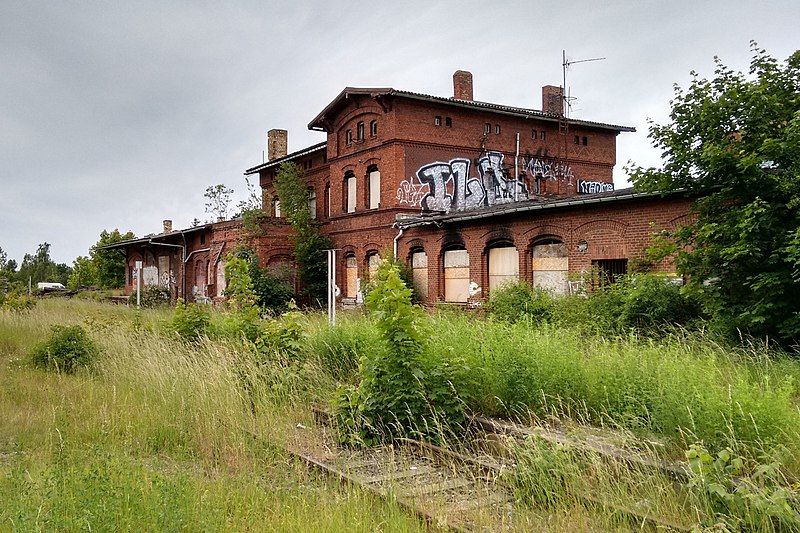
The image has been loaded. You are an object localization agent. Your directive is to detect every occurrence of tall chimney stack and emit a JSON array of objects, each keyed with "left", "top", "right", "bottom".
[
  {"left": 163, "top": 219, "right": 173, "bottom": 233},
  {"left": 267, "top": 129, "right": 288, "bottom": 160},
  {"left": 453, "top": 70, "right": 473, "bottom": 101},
  {"left": 542, "top": 85, "right": 564, "bottom": 115}
]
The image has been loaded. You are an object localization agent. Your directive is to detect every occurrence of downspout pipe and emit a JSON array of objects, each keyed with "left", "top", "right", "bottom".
[{"left": 393, "top": 225, "right": 404, "bottom": 259}]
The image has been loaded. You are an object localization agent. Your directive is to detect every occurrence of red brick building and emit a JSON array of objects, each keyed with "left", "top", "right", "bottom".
[{"left": 111, "top": 70, "right": 691, "bottom": 304}]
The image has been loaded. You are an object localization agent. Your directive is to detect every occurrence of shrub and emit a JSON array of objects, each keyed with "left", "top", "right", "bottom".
[
  {"left": 29, "top": 325, "right": 99, "bottom": 373},
  {"left": 256, "top": 308, "right": 308, "bottom": 364},
  {"left": 617, "top": 275, "right": 701, "bottom": 331},
  {"left": 486, "top": 282, "right": 553, "bottom": 325},
  {"left": 249, "top": 262, "right": 294, "bottom": 313},
  {"left": 169, "top": 298, "right": 212, "bottom": 342},
  {"left": 335, "top": 259, "right": 465, "bottom": 445},
  {"left": 128, "top": 286, "right": 170, "bottom": 308},
  {"left": 1, "top": 292, "right": 36, "bottom": 312}
]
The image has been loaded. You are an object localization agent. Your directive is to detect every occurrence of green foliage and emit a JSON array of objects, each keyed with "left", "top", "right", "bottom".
[
  {"left": 335, "top": 260, "right": 465, "bottom": 445},
  {"left": 128, "top": 285, "right": 170, "bottom": 308},
  {"left": 617, "top": 275, "right": 702, "bottom": 331},
  {"left": 29, "top": 325, "right": 99, "bottom": 373},
  {"left": 90, "top": 229, "right": 134, "bottom": 289},
  {"left": 170, "top": 298, "right": 212, "bottom": 342},
  {"left": 1, "top": 291, "right": 37, "bottom": 312},
  {"left": 629, "top": 44, "right": 800, "bottom": 344},
  {"left": 686, "top": 443, "right": 799, "bottom": 530},
  {"left": 249, "top": 261, "right": 294, "bottom": 313},
  {"left": 222, "top": 254, "right": 262, "bottom": 342},
  {"left": 67, "top": 255, "right": 96, "bottom": 289},
  {"left": 16, "top": 242, "right": 71, "bottom": 286},
  {"left": 487, "top": 282, "right": 554, "bottom": 324},
  {"left": 511, "top": 437, "right": 580, "bottom": 509},
  {"left": 256, "top": 308, "right": 308, "bottom": 364},
  {"left": 274, "top": 162, "right": 332, "bottom": 304}
]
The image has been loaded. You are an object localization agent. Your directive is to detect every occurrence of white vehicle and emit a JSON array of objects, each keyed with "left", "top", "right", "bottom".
[{"left": 37, "top": 282, "right": 66, "bottom": 292}]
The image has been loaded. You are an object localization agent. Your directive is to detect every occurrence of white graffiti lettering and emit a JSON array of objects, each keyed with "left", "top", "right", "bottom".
[
  {"left": 396, "top": 152, "right": 527, "bottom": 213},
  {"left": 577, "top": 180, "right": 614, "bottom": 194}
]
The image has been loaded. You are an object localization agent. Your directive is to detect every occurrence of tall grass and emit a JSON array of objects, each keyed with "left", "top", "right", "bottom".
[{"left": 0, "top": 301, "right": 427, "bottom": 532}]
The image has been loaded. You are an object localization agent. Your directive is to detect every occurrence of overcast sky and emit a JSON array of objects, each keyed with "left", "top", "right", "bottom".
[{"left": 1, "top": 1, "right": 798, "bottom": 265}]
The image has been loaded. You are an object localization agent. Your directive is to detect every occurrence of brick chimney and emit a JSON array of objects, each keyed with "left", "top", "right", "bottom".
[
  {"left": 163, "top": 219, "right": 172, "bottom": 233},
  {"left": 267, "top": 129, "right": 288, "bottom": 160},
  {"left": 542, "top": 85, "right": 564, "bottom": 115},
  {"left": 453, "top": 70, "right": 473, "bottom": 101}
]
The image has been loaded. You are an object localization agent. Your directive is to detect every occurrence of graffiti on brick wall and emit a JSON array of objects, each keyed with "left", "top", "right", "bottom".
[
  {"left": 396, "top": 151, "right": 527, "bottom": 213},
  {"left": 520, "top": 151, "right": 574, "bottom": 194},
  {"left": 577, "top": 180, "right": 614, "bottom": 194}
]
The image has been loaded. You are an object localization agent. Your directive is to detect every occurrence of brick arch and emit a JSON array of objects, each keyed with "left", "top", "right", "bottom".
[
  {"left": 335, "top": 107, "right": 383, "bottom": 130},
  {"left": 668, "top": 212, "right": 696, "bottom": 230},
  {"left": 521, "top": 223, "right": 571, "bottom": 241},
  {"left": 573, "top": 219, "right": 629, "bottom": 239}
]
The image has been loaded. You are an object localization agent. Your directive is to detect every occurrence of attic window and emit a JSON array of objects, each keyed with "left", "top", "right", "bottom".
[
  {"left": 582, "top": 136, "right": 588, "bottom": 146},
  {"left": 574, "top": 135, "right": 580, "bottom": 144},
  {"left": 445, "top": 117, "right": 452, "bottom": 127},
  {"left": 484, "top": 123, "right": 491, "bottom": 134},
  {"left": 531, "top": 129, "right": 537, "bottom": 139},
  {"left": 540, "top": 131, "right": 546, "bottom": 141},
  {"left": 434, "top": 116, "right": 442, "bottom": 126},
  {"left": 345, "top": 130, "right": 353, "bottom": 144},
  {"left": 357, "top": 121, "right": 365, "bottom": 141},
  {"left": 370, "top": 120, "right": 378, "bottom": 136},
  {"left": 495, "top": 124, "right": 501, "bottom": 134}
]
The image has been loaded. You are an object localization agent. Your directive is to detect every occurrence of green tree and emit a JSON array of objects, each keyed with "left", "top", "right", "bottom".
[
  {"left": 204, "top": 184, "right": 234, "bottom": 221},
  {"left": 67, "top": 255, "right": 96, "bottom": 290},
  {"left": 629, "top": 44, "right": 800, "bottom": 343},
  {"left": 17, "top": 243, "right": 68, "bottom": 285},
  {"left": 90, "top": 229, "right": 134, "bottom": 289},
  {"left": 274, "top": 162, "right": 332, "bottom": 304}
]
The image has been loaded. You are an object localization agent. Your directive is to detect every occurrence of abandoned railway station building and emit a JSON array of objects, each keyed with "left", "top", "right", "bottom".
[{"left": 112, "top": 70, "right": 691, "bottom": 305}]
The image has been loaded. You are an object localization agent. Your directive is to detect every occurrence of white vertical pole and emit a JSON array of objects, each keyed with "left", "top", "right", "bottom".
[
  {"left": 136, "top": 260, "right": 142, "bottom": 307},
  {"left": 331, "top": 250, "right": 337, "bottom": 327}
]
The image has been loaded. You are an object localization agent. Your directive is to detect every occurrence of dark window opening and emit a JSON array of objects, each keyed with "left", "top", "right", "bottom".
[
  {"left": 345, "top": 130, "right": 352, "bottom": 144},
  {"left": 531, "top": 129, "right": 537, "bottom": 139},
  {"left": 485, "top": 123, "right": 491, "bottom": 134},
  {"left": 592, "top": 259, "right": 628, "bottom": 287},
  {"left": 495, "top": 124, "right": 501, "bottom": 134},
  {"left": 574, "top": 135, "right": 580, "bottom": 144},
  {"left": 445, "top": 117, "right": 452, "bottom": 127},
  {"left": 356, "top": 121, "right": 365, "bottom": 141},
  {"left": 200, "top": 234, "right": 206, "bottom": 245},
  {"left": 582, "top": 136, "right": 588, "bottom": 146},
  {"left": 370, "top": 120, "right": 377, "bottom": 136},
  {"left": 434, "top": 116, "right": 442, "bottom": 126},
  {"left": 322, "top": 153, "right": 327, "bottom": 163},
  {"left": 540, "top": 131, "right": 546, "bottom": 140}
]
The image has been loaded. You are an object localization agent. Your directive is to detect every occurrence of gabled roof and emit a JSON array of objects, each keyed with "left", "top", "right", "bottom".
[
  {"left": 308, "top": 87, "right": 635, "bottom": 133},
  {"left": 244, "top": 141, "right": 327, "bottom": 176}
]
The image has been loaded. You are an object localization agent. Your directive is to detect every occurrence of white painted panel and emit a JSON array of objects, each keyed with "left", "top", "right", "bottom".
[
  {"left": 216, "top": 261, "right": 226, "bottom": 296},
  {"left": 411, "top": 251, "right": 428, "bottom": 269},
  {"left": 369, "top": 171, "right": 380, "bottom": 209},
  {"left": 347, "top": 176, "right": 357, "bottom": 213},
  {"left": 445, "top": 278, "right": 469, "bottom": 303},
  {"left": 443, "top": 249, "right": 469, "bottom": 268},
  {"left": 413, "top": 268, "right": 428, "bottom": 300}
]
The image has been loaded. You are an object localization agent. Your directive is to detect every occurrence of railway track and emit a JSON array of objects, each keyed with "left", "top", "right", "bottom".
[{"left": 282, "top": 409, "right": 698, "bottom": 532}]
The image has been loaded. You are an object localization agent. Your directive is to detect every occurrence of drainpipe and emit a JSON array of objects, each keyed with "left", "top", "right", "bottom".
[
  {"left": 393, "top": 226, "right": 404, "bottom": 259},
  {"left": 514, "top": 132, "right": 520, "bottom": 202}
]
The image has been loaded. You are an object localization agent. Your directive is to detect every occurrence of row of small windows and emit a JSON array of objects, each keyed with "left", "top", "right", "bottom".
[
  {"left": 574, "top": 135, "right": 589, "bottom": 146},
  {"left": 345, "top": 120, "right": 378, "bottom": 145},
  {"left": 272, "top": 168, "right": 381, "bottom": 219},
  {"left": 434, "top": 116, "right": 453, "bottom": 127},
  {"left": 531, "top": 129, "right": 546, "bottom": 141},
  {"left": 484, "top": 123, "right": 501, "bottom": 135}
]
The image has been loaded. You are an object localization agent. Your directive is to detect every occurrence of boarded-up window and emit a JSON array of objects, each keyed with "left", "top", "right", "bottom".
[
  {"left": 444, "top": 249, "right": 469, "bottom": 303},
  {"left": 158, "top": 255, "right": 170, "bottom": 288},
  {"left": 346, "top": 174, "right": 356, "bottom": 213},
  {"left": 367, "top": 253, "right": 381, "bottom": 280},
  {"left": 216, "top": 261, "right": 226, "bottom": 297},
  {"left": 369, "top": 170, "right": 381, "bottom": 209},
  {"left": 532, "top": 242, "right": 569, "bottom": 295},
  {"left": 195, "top": 259, "right": 206, "bottom": 297},
  {"left": 412, "top": 251, "right": 428, "bottom": 301},
  {"left": 488, "top": 247, "right": 519, "bottom": 292},
  {"left": 345, "top": 255, "right": 358, "bottom": 298}
]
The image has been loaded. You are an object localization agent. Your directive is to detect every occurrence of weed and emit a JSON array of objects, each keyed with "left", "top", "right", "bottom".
[{"left": 29, "top": 324, "right": 99, "bottom": 373}]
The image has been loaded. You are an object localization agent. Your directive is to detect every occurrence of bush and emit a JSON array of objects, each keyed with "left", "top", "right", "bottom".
[
  {"left": 1, "top": 291, "right": 36, "bottom": 312},
  {"left": 128, "top": 286, "right": 170, "bottom": 308},
  {"left": 29, "top": 325, "right": 99, "bottom": 373},
  {"left": 249, "top": 262, "right": 294, "bottom": 313},
  {"left": 486, "top": 282, "right": 554, "bottom": 325},
  {"left": 335, "top": 260, "right": 465, "bottom": 446},
  {"left": 617, "top": 275, "right": 702, "bottom": 331},
  {"left": 170, "top": 299, "right": 212, "bottom": 342}
]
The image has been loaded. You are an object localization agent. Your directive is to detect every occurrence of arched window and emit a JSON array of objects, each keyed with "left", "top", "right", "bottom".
[
  {"left": 308, "top": 188, "right": 317, "bottom": 219},
  {"left": 345, "top": 255, "right": 358, "bottom": 298},
  {"left": 356, "top": 121, "right": 365, "bottom": 141},
  {"left": 367, "top": 164, "right": 380, "bottom": 210},
  {"left": 367, "top": 252, "right": 381, "bottom": 281},
  {"left": 443, "top": 248, "right": 469, "bottom": 303},
  {"left": 488, "top": 245, "right": 519, "bottom": 293},
  {"left": 369, "top": 120, "right": 378, "bottom": 136},
  {"left": 344, "top": 171, "right": 356, "bottom": 213},
  {"left": 411, "top": 250, "right": 428, "bottom": 301},
  {"left": 531, "top": 238, "right": 568, "bottom": 295},
  {"left": 273, "top": 197, "right": 281, "bottom": 218}
]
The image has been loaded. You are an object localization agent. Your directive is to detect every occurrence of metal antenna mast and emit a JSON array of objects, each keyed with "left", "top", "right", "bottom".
[{"left": 558, "top": 50, "right": 605, "bottom": 193}]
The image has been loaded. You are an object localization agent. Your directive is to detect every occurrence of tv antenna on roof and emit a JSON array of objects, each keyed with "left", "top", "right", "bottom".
[{"left": 561, "top": 50, "right": 605, "bottom": 121}]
